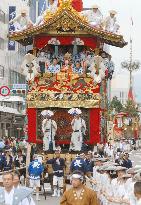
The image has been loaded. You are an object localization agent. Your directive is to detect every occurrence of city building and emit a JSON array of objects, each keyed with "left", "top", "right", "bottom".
[
  {"left": 111, "top": 73, "right": 129, "bottom": 104},
  {"left": 29, "top": 0, "right": 48, "bottom": 23},
  {"left": 0, "top": 0, "right": 29, "bottom": 138}
]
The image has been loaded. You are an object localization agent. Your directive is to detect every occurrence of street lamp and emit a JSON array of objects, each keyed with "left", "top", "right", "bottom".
[
  {"left": 121, "top": 60, "right": 140, "bottom": 88},
  {"left": 121, "top": 39, "right": 140, "bottom": 88}
]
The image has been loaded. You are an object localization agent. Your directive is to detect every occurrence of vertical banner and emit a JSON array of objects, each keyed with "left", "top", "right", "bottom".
[
  {"left": 38, "top": 0, "right": 47, "bottom": 16},
  {"left": 8, "top": 6, "right": 16, "bottom": 51}
]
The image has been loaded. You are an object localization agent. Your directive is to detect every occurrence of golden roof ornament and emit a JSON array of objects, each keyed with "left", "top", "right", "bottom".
[{"left": 59, "top": 0, "right": 73, "bottom": 8}]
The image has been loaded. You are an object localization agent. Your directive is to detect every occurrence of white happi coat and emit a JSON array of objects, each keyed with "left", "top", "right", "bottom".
[
  {"left": 104, "top": 16, "right": 119, "bottom": 33},
  {"left": 42, "top": 119, "right": 57, "bottom": 151},
  {"left": 70, "top": 117, "right": 86, "bottom": 151}
]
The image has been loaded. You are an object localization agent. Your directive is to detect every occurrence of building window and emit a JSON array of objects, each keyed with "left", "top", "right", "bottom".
[
  {"left": 0, "top": 37, "right": 4, "bottom": 50},
  {"left": 10, "top": 70, "right": 26, "bottom": 84},
  {"left": 0, "top": 65, "right": 4, "bottom": 78},
  {"left": 0, "top": 9, "right": 5, "bottom": 23}
]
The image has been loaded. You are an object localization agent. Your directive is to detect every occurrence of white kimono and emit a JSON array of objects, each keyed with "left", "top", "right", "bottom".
[
  {"left": 69, "top": 117, "right": 86, "bottom": 151},
  {"left": 125, "top": 178, "right": 136, "bottom": 205},
  {"left": 4, "top": 188, "right": 35, "bottom": 205},
  {"left": 10, "top": 15, "right": 32, "bottom": 31},
  {"left": 42, "top": 119, "right": 57, "bottom": 151},
  {"left": 86, "top": 10, "right": 103, "bottom": 27},
  {"left": 104, "top": 16, "right": 120, "bottom": 33}
]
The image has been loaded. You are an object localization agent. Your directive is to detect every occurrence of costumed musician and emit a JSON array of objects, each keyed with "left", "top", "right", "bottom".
[
  {"left": 41, "top": 110, "right": 57, "bottom": 151},
  {"left": 68, "top": 108, "right": 86, "bottom": 152}
]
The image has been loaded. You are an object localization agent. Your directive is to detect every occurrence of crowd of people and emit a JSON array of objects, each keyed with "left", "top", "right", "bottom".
[{"left": 0, "top": 134, "right": 141, "bottom": 204}]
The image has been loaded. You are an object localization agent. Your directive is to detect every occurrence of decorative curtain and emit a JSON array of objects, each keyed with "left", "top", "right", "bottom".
[{"left": 35, "top": 36, "right": 97, "bottom": 50}]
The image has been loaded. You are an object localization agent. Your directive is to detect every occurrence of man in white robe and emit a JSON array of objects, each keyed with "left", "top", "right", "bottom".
[
  {"left": 82, "top": 4, "right": 103, "bottom": 28},
  {"left": 104, "top": 10, "right": 120, "bottom": 33},
  {"left": 69, "top": 109, "right": 86, "bottom": 151},
  {"left": 0, "top": 172, "right": 35, "bottom": 205},
  {"left": 42, "top": 110, "right": 57, "bottom": 151},
  {"left": 9, "top": 9, "right": 33, "bottom": 32}
]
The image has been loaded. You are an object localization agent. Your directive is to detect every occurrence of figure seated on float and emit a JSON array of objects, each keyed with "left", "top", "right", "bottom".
[
  {"left": 72, "top": 61, "right": 84, "bottom": 75},
  {"left": 103, "top": 10, "right": 120, "bottom": 34},
  {"left": 47, "top": 57, "right": 60, "bottom": 74},
  {"left": 81, "top": 4, "right": 103, "bottom": 28},
  {"left": 9, "top": 9, "right": 33, "bottom": 32},
  {"left": 61, "top": 52, "right": 72, "bottom": 73},
  {"left": 34, "top": 0, "right": 58, "bottom": 26}
]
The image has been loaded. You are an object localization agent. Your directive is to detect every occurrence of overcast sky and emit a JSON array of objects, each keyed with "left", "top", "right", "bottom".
[{"left": 83, "top": 0, "right": 141, "bottom": 103}]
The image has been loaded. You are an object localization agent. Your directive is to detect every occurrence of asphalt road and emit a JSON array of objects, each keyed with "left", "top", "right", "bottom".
[{"left": 36, "top": 149, "right": 141, "bottom": 205}]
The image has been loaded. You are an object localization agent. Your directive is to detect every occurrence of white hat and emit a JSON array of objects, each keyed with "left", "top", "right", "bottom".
[
  {"left": 109, "top": 10, "right": 117, "bottom": 15},
  {"left": 68, "top": 108, "right": 82, "bottom": 115},
  {"left": 71, "top": 171, "right": 84, "bottom": 181},
  {"left": 41, "top": 110, "right": 54, "bottom": 117},
  {"left": 92, "top": 4, "right": 99, "bottom": 9}
]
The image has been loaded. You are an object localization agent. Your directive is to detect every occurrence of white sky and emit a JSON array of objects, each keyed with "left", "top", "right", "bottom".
[{"left": 83, "top": 0, "right": 141, "bottom": 102}]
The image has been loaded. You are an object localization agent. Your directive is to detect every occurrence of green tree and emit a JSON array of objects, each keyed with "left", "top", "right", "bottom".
[
  {"left": 109, "top": 96, "right": 123, "bottom": 113},
  {"left": 123, "top": 100, "right": 139, "bottom": 118}
]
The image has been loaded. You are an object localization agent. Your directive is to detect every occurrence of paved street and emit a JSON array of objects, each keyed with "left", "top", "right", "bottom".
[
  {"left": 34, "top": 196, "right": 60, "bottom": 205},
  {"left": 35, "top": 149, "right": 141, "bottom": 205},
  {"left": 130, "top": 149, "right": 141, "bottom": 166}
]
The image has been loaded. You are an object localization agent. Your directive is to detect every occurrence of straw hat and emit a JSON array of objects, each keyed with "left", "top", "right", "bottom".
[{"left": 116, "top": 166, "right": 127, "bottom": 171}]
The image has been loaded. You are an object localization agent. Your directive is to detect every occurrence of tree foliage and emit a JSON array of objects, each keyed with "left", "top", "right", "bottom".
[
  {"left": 109, "top": 96, "right": 123, "bottom": 113},
  {"left": 123, "top": 100, "right": 139, "bottom": 118}
]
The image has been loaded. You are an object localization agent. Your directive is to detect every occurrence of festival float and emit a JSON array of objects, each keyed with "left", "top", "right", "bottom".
[{"left": 9, "top": 0, "right": 127, "bottom": 149}]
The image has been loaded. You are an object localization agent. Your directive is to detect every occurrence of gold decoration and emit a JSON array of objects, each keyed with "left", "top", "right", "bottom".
[
  {"left": 27, "top": 99, "right": 100, "bottom": 109},
  {"left": 59, "top": 0, "right": 73, "bottom": 8}
]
